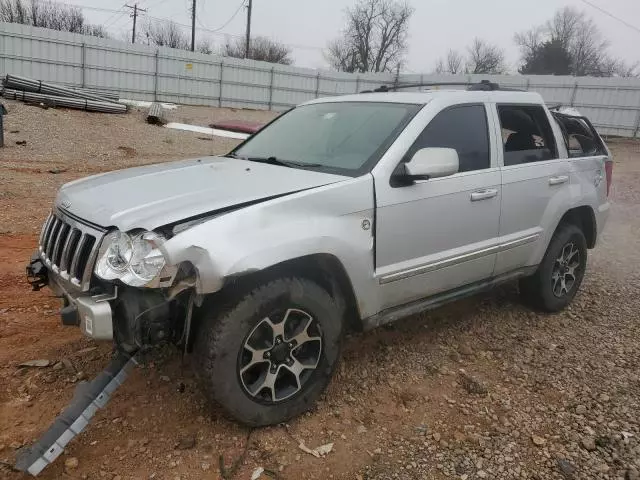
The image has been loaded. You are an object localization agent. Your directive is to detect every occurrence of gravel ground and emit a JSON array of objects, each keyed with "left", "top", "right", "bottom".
[{"left": 0, "top": 101, "right": 639, "bottom": 480}]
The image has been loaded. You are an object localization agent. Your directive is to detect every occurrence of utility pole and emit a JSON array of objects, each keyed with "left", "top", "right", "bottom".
[
  {"left": 245, "top": 0, "right": 252, "bottom": 59},
  {"left": 191, "top": 0, "right": 196, "bottom": 51},
  {"left": 125, "top": 4, "right": 146, "bottom": 44}
]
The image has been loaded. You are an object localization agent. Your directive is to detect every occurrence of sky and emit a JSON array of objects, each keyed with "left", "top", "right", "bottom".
[{"left": 74, "top": 0, "right": 640, "bottom": 73}]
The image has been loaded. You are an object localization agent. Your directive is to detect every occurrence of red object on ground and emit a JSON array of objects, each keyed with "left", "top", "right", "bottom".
[{"left": 210, "top": 120, "right": 264, "bottom": 134}]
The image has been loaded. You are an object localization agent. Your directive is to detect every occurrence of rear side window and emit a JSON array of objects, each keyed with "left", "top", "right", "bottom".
[
  {"left": 498, "top": 105, "right": 558, "bottom": 166},
  {"left": 553, "top": 114, "right": 607, "bottom": 158},
  {"left": 406, "top": 104, "right": 490, "bottom": 173}
]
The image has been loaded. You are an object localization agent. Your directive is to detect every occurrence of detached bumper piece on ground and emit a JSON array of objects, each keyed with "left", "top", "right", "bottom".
[
  {"left": 1, "top": 74, "right": 126, "bottom": 114},
  {"left": 14, "top": 352, "right": 138, "bottom": 476}
]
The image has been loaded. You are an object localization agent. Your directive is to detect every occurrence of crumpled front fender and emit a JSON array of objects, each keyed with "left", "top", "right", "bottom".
[{"left": 161, "top": 176, "right": 380, "bottom": 318}]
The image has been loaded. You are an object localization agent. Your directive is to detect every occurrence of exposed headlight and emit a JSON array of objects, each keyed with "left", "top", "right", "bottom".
[
  {"left": 95, "top": 230, "right": 168, "bottom": 287},
  {"left": 105, "top": 231, "right": 133, "bottom": 272}
]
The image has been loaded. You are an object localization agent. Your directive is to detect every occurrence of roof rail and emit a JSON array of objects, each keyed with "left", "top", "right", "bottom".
[{"left": 362, "top": 79, "right": 523, "bottom": 93}]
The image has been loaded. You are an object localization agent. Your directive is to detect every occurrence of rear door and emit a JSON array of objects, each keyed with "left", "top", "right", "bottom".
[
  {"left": 491, "top": 103, "right": 572, "bottom": 275},
  {"left": 552, "top": 112, "right": 611, "bottom": 237}
]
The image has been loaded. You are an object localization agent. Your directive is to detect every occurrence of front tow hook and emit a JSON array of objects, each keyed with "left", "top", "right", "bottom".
[
  {"left": 26, "top": 253, "right": 48, "bottom": 291},
  {"left": 14, "top": 351, "right": 138, "bottom": 476}
]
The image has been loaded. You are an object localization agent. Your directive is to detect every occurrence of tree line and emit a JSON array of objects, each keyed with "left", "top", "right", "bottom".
[
  {"left": 0, "top": 0, "right": 293, "bottom": 64},
  {"left": 0, "top": 0, "right": 107, "bottom": 37},
  {"left": 327, "top": 0, "right": 637, "bottom": 77},
  {"left": 1, "top": 0, "right": 637, "bottom": 74},
  {"left": 142, "top": 21, "right": 292, "bottom": 65}
]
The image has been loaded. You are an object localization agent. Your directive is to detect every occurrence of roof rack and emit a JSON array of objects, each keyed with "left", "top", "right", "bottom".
[{"left": 362, "top": 79, "right": 524, "bottom": 93}]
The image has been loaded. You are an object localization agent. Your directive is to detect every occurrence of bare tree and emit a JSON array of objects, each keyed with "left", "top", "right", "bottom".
[
  {"left": 326, "top": 0, "right": 414, "bottom": 73},
  {"left": 514, "top": 26, "right": 543, "bottom": 61},
  {"left": 222, "top": 36, "right": 292, "bottom": 65},
  {"left": 598, "top": 58, "right": 639, "bottom": 78},
  {"left": 547, "top": 7, "right": 583, "bottom": 49},
  {"left": 466, "top": 38, "right": 505, "bottom": 74},
  {"left": 0, "top": 0, "right": 28, "bottom": 23},
  {"left": 145, "top": 20, "right": 189, "bottom": 50},
  {"left": 515, "top": 7, "right": 634, "bottom": 77},
  {"left": 1, "top": 0, "right": 107, "bottom": 37},
  {"left": 435, "top": 49, "right": 463, "bottom": 74},
  {"left": 197, "top": 38, "right": 213, "bottom": 55},
  {"left": 80, "top": 24, "right": 108, "bottom": 38}
]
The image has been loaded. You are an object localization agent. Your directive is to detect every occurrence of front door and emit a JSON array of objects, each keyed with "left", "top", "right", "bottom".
[{"left": 374, "top": 103, "right": 502, "bottom": 311}]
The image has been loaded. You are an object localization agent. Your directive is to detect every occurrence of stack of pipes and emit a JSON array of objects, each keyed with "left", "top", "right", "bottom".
[{"left": 1, "top": 75, "right": 126, "bottom": 114}]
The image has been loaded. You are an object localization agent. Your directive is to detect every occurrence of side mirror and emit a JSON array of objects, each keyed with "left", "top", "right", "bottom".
[{"left": 404, "top": 147, "right": 459, "bottom": 180}]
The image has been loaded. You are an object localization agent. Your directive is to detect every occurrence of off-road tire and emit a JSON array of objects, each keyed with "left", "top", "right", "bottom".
[
  {"left": 193, "top": 276, "right": 344, "bottom": 427},
  {"left": 519, "top": 223, "right": 587, "bottom": 312}
]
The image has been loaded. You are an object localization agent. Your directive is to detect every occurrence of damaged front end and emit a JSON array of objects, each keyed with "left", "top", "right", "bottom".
[
  {"left": 28, "top": 209, "right": 197, "bottom": 348},
  {"left": 18, "top": 210, "right": 199, "bottom": 476}
]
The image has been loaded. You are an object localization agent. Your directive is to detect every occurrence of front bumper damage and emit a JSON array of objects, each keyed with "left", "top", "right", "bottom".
[
  {"left": 14, "top": 351, "right": 138, "bottom": 476},
  {"left": 21, "top": 252, "right": 186, "bottom": 475},
  {"left": 27, "top": 252, "right": 115, "bottom": 341}
]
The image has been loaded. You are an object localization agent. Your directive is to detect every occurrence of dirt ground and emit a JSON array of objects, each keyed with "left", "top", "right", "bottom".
[{"left": 1, "top": 100, "right": 639, "bottom": 480}]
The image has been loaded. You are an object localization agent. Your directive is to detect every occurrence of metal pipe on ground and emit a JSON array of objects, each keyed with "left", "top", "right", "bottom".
[
  {"left": 3, "top": 74, "right": 119, "bottom": 104},
  {"left": 68, "top": 87, "right": 119, "bottom": 102},
  {"left": 1, "top": 88, "right": 127, "bottom": 114}
]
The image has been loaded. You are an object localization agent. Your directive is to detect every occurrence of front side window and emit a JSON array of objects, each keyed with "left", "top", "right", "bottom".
[
  {"left": 405, "top": 104, "right": 490, "bottom": 173},
  {"left": 233, "top": 102, "right": 421, "bottom": 176},
  {"left": 498, "top": 105, "right": 558, "bottom": 166}
]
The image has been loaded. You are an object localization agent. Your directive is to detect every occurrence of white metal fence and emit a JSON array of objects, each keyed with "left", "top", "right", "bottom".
[{"left": 1, "top": 22, "right": 640, "bottom": 138}]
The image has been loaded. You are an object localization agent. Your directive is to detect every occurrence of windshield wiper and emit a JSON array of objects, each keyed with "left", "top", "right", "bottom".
[{"left": 234, "top": 155, "right": 324, "bottom": 170}]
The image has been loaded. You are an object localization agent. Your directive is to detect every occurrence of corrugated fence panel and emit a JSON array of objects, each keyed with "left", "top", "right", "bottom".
[
  {"left": 220, "top": 56, "right": 272, "bottom": 109},
  {"left": 158, "top": 50, "right": 222, "bottom": 106},
  {"left": 571, "top": 77, "right": 640, "bottom": 136},
  {"left": 270, "top": 64, "right": 319, "bottom": 109},
  {"left": 1, "top": 23, "right": 640, "bottom": 136},
  {"left": 526, "top": 75, "right": 577, "bottom": 105},
  {"left": 1, "top": 23, "right": 81, "bottom": 84}
]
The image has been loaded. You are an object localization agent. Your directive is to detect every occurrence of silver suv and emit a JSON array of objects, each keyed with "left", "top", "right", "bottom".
[{"left": 28, "top": 83, "right": 611, "bottom": 428}]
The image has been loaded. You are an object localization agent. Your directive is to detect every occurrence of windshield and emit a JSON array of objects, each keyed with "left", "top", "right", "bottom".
[{"left": 232, "top": 102, "right": 421, "bottom": 175}]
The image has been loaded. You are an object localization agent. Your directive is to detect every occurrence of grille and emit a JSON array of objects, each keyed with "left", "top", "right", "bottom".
[{"left": 38, "top": 212, "right": 102, "bottom": 291}]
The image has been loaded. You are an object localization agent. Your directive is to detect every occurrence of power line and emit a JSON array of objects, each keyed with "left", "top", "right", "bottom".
[
  {"left": 102, "top": 4, "right": 127, "bottom": 28},
  {"left": 197, "top": 0, "right": 246, "bottom": 34},
  {"left": 145, "top": 0, "right": 170, "bottom": 7},
  {"left": 578, "top": 0, "right": 640, "bottom": 35},
  {"left": 39, "top": 0, "right": 326, "bottom": 52}
]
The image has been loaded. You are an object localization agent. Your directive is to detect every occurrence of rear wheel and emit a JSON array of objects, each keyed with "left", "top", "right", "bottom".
[
  {"left": 193, "top": 276, "right": 344, "bottom": 427},
  {"left": 520, "top": 224, "right": 587, "bottom": 312}
]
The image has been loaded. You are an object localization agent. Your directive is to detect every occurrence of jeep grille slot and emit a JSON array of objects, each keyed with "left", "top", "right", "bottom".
[{"left": 38, "top": 212, "right": 102, "bottom": 291}]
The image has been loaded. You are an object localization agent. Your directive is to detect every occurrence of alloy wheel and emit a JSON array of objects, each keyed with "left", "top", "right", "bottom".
[
  {"left": 239, "top": 308, "right": 323, "bottom": 403},
  {"left": 551, "top": 242, "right": 581, "bottom": 298}
]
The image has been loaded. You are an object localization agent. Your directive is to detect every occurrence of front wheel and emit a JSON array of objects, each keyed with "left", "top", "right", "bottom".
[
  {"left": 193, "top": 276, "right": 344, "bottom": 427},
  {"left": 519, "top": 224, "right": 588, "bottom": 312}
]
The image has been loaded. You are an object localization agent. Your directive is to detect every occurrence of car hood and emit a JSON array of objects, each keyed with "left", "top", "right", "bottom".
[{"left": 56, "top": 156, "right": 347, "bottom": 231}]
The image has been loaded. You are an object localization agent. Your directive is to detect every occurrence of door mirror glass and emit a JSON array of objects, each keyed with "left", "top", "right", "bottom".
[{"left": 405, "top": 147, "right": 459, "bottom": 180}]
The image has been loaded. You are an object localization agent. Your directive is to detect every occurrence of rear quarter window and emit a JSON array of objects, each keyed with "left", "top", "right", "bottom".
[{"left": 552, "top": 114, "right": 607, "bottom": 158}]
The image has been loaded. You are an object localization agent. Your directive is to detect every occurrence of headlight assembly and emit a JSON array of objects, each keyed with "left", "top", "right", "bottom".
[{"left": 95, "top": 230, "right": 169, "bottom": 287}]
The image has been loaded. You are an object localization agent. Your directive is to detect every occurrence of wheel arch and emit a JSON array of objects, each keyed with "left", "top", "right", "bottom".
[
  {"left": 213, "top": 254, "right": 364, "bottom": 333},
  {"left": 556, "top": 205, "right": 597, "bottom": 248}
]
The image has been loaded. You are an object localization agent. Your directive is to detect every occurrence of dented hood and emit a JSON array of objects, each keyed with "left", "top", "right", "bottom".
[{"left": 56, "top": 156, "right": 347, "bottom": 231}]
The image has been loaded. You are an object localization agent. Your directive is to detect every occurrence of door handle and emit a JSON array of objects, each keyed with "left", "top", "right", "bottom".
[
  {"left": 470, "top": 189, "right": 498, "bottom": 201},
  {"left": 548, "top": 175, "right": 569, "bottom": 186}
]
